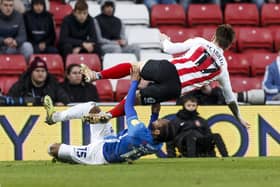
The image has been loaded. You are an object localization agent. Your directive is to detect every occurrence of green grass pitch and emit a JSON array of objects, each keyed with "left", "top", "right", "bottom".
[{"left": 0, "top": 157, "right": 279, "bottom": 187}]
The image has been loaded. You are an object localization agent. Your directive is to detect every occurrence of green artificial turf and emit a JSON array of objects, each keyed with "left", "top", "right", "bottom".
[{"left": 0, "top": 157, "right": 279, "bottom": 187}]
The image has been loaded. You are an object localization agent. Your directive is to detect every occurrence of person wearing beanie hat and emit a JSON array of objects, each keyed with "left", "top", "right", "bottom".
[
  {"left": 58, "top": 0, "right": 102, "bottom": 60},
  {"left": 7, "top": 56, "right": 69, "bottom": 106},
  {"left": 24, "top": 0, "right": 58, "bottom": 54},
  {"left": 94, "top": 0, "right": 140, "bottom": 60}
]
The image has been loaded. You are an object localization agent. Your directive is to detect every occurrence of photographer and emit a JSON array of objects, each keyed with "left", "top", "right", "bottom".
[
  {"left": 6, "top": 56, "right": 69, "bottom": 106},
  {"left": 166, "top": 95, "right": 228, "bottom": 158}
]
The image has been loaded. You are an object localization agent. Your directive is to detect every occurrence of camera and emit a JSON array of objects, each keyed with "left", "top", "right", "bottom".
[{"left": 236, "top": 89, "right": 265, "bottom": 105}]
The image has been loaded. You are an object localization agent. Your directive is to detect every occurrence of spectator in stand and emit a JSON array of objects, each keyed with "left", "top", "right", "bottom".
[
  {"left": 0, "top": 0, "right": 33, "bottom": 62},
  {"left": 7, "top": 56, "right": 69, "bottom": 106},
  {"left": 180, "top": 0, "right": 221, "bottom": 11},
  {"left": 59, "top": 0, "right": 102, "bottom": 60},
  {"left": 61, "top": 64, "right": 99, "bottom": 103},
  {"left": 24, "top": 0, "right": 58, "bottom": 54},
  {"left": 262, "top": 52, "right": 280, "bottom": 101},
  {"left": 94, "top": 0, "right": 140, "bottom": 60},
  {"left": 144, "top": 0, "right": 177, "bottom": 10},
  {"left": 166, "top": 95, "right": 228, "bottom": 158},
  {"left": 177, "top": 85, "right": 226, "bottom": 105}
]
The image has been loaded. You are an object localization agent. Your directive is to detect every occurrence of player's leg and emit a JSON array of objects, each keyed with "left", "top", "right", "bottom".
[
  {"left": 43, "top": 95, "right": 98, "bottom": 125},
  {"left": 48, "top": 142, "right": 108, "bottom": 165},
  {"left": 81, "top": 62, "right": 135, "bottom": 82}
]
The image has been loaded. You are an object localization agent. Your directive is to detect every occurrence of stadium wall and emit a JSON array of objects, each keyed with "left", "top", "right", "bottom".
[{"left": 0, "top": 106, "right": 280, "bottom": 161}]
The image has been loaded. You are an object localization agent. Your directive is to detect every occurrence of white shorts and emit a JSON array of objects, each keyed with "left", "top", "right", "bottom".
[
  {"left": 57, "top": 117, "right": 114, "bottom": 165},
  {"left": 58, "top": 141, "right": 108, "bottom": 165}
]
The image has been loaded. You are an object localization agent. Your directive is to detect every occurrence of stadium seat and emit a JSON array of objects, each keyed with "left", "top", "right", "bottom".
[
  {"left": 115, "top": 4, "right": 149, "bottom": 27},
  {"left": 126, "top": 28, "right": 161, "bottom": 49},
  {"left": 224, "top": 3, "right": 259, "bottom": 26},
  {"left": 250, "top": 52, "right": 278, "bottom": 76},
  {"left": 274, "top": 28, "right": 280, "bottom": 51},
  {"left": 55, "top": 26, "right": 60, "bottom": 47},
  {"left": 0, "top": 76, "right": 18, "bottom": 95},
  {"left": 237, "top": 27, "right": 273, "bottom": 52},
  {"left": 187, "top": 4, "right": 223, "bottom": 27},
  {"left": 224, "top": 51, "right": 250, "bottom": 76},
  {"left": 201, "top": 26, "right": 217, "bottom": 41},
  {"left": 102, "top": 53, "right": 137, "bottom": 91},
  {"left": 49, "top": 1, "right": 72, "bottom": 26},
  {"left": 29, "top": 54, "right": 64, "bottom": 81},
  {"left": 95, "top": 79, "right": 114, "bottom": 102},
  {"left": 261, "top": 4, "right": 280, "bottom": 27},
  {"left": 140, "top": 52, "right": 172, "bottom": 61},
  {"left": 0, "top": 55, "right": 27, "bottom": 76},
  {"left": 151, "top": 4, "right": 185, "bottom": 27},
  {"left": 65, "top": 54, "right": 101, "bottom": 71},
  {"left": 115, "top": 79, "right": 131, "bottom": 101},
  {"left": 159, "top": 26, "right": 201, "bottom": 42},
  {"left": 230, "top": 76, "right": 262, "bottom": 92},
  {"left": 102, "top": 53, "right": 137, "bottom": 70}
]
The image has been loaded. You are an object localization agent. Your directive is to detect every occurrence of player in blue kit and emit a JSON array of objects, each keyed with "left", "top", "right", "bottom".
[{"left": 46, "top": 66, "right": 175, "bottom": 165}]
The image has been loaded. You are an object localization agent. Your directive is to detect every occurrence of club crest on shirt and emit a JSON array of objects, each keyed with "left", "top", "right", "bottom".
[{"left": 131, "top": 119, "right": 140, "bottom": 126}]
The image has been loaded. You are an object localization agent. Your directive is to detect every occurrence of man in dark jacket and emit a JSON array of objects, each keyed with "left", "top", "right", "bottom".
[
  {"left": 94, "top": 0, "right": 140, "bottom": 59},
  {"left": 7, "top": 56, "right": 69, "bottom": 106},
  {"left": 59, "top": 0, "right": 102, "bottom": 60},
  {"left": 24, "top": 0, "right": 58, "bottom": 54},
  {"left": 166, "top": 95, "right": 228, "bottom": 158},
  {"left": 0, "top": 0, "right": 33, "bottom": 61}
]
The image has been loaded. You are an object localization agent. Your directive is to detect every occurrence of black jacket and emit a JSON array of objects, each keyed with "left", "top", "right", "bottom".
[
  {"left": 23, "top": 2, "right": 56, "bottom": 46},
  {"left": 60, "top": 81, "right": 99, "bottom": 103},
  {"left": 59, "top": 14, "right": 102, "bottom": 56},
  {"left": 7, "top": 72, "right": 70, "bottom": 105},
  {"left": 171, "top": 109, "right": 212, "bottom": 136}
]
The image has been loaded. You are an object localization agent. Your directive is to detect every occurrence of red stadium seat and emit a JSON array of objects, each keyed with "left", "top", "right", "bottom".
[
  {"left": 274, "top": 27, "right": 280, "bottom": 51},
  {"left": 115, "top": 79, "right": 131, "bottom": 101},
  {"left": 65, "top": 54, "right": 101, "bottom": 71},
  {"left": 0, "top": 55, "right": 27, "bottom": 76},
  {"left": 261, "top": 4, "right": 280, "bottom": 26},
  {"left": 230, "top": 76, "right": 262, "bottom": 92},
  {"left": 250, "top": 52, "right": 278, "bottom": 76},
  {"left": 159, "top": 26, "right": 201, "bottom": 42},
  {"left": 0, "top": 76, "right": 18, "bottom": 95},
  {"left": 55, "top": 26, "right": 60, "bottom": 47},
  {"left": 151, "top": 4, "right": 185, "bottom": 27},
  {"left": 29, "top": 54, "right": 64, "bottom": 81},
  {"left": 237, "top": 27, "right": 273, "bottom": 52},
  {"left": 224, "top": 3, "right": 259, "bottom": 26},
  {"left": 95, "top": 79, "right": 114, "bottom": 102},
  {"left": 201, "top": 26, "right": 216, "bottom": 41},
  {"left": 224, "top": 51, "right": 250, "bottom": 76},
  {"left": 187, "top": 4, "right": 223, "bottom": 27},
  {"left": 49, "top": 1, "right": 72, "bottom": 26}
]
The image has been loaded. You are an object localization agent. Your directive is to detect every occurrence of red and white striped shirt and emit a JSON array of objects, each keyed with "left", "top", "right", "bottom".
[{"left": 162, "top": 37, "right": 236, "bottom": 104}]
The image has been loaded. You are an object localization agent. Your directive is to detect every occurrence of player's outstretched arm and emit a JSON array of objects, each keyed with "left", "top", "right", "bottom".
[
  {"left": 228, "top": 101, "right": 250, "bottom": 129},
  {"left": 125, "top": 65, "right": 141, "bottom": 120}
]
